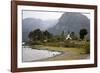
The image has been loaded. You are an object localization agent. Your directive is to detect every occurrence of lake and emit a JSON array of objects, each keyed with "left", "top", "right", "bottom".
[{"left": 22, "top": 47, "right": 62, "bottom": 62}]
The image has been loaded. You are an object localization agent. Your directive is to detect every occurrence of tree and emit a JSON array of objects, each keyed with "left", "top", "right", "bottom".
[
  {"left": 79, "top": 28, "right": 88, "bottom": 40},
  {"left": 70, "top": 32, "right": 78, "bottom": 40},
  {"left": 43, "top": 30, "right": 53, "bottom": 42},
  {"left": 28, "top": 29, "right": 42, "bottom": 41},
  {"left": 70, "top": 32, "right": 75, "bottom": 39},
  {"left": 60, "top": 30, "right": 65, "bottom": 41},
  {"left": 28, "top": 29, "right": 53, "bottom": 42},
  {"left": 43, "top": 30, "right": 51, "bottom": 39},
  {"left": 28, "top": 31, "right": 34, "bottom": 41}
]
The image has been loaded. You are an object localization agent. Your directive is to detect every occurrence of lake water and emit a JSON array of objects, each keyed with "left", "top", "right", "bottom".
[{"left": 22, "top": 47, "right": 61, "bottom": 62}]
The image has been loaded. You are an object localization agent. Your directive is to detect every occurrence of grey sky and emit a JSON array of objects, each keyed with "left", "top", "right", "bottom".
[
  {"left": 22, "top": 11, "right": 63, "bottom": 20},
  {"left": 22, "top": 10, "right": 90, "bottom": 20}
]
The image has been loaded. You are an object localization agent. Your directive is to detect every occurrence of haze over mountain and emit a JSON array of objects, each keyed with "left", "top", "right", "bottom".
[
  {"left": 48, "top": 12, "right": 90, "bottom": 38},
  {"left": 22, "top": 18, "right": 58, "bottom": 41}
]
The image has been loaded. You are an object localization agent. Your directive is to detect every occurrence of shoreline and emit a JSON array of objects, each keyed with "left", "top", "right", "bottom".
[{"left": 22, "top": 45, "right": 90, "bottom": 62}]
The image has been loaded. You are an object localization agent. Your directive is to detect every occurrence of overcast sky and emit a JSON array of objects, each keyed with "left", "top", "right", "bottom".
[{"left": 22, "top": 10, "right": 90, "bottom": 20}]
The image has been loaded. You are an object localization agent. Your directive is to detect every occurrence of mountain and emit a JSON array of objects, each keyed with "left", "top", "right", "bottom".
[
  {"left": 22, "top": 18, "right": 43, "bottom": 41},
  {"left": 22, "top": 18, "right": 58, "bottom": 41},
  {"left": 42, "top": 20, "right": 58, "bottom": 30},
  {"left": 48, "top": 12, "right": 90, "bottom": 38}
]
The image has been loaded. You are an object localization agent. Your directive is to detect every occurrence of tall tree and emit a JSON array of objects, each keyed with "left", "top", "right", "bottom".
[
  {"left": 43, "top": 30, "right": 52, "bottom": 40},
  {"left": 70, "top": 32, "right": 78, "bottom": 40},
  {"left": 28, "top": 29, "right": 42, "bottom": 41},
  {"left": 60, "top": 30, "right": 65, "bottom": 41},
  {"left": 79, "top": 28, "right": 88, "bottom": 40}
]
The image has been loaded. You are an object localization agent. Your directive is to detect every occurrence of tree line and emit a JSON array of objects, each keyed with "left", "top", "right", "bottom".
[{"left": 28, "top": 28, "right": 88, "bottom": 43}]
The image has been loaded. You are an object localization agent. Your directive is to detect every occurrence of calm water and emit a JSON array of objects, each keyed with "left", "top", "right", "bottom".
[{"left": 22, "top": 47, "right": 61, "bottom": 62}]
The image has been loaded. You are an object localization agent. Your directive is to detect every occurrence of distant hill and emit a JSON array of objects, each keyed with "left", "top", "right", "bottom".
[
  {"left": 48, "top": 12, "right": 90, "bottom": 38},
  {"left": 22, "top": 18, "right": 58, "bottom": 41},
  {"left": 22, "top": 18, "right": 43, "bottom": 41}
]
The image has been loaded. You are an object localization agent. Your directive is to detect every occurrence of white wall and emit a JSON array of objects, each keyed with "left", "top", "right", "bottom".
[{"left": 0, "top": 0, "right": 99, "bottom": 73}]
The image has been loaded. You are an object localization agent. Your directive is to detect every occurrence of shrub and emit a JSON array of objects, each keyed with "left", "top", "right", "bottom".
[
  {"left": 31, "top": 41, "right": 42, "bottom": 45},
  {"left": 84, "top": 43, "right": 90, "bottom": 54},
  {"left": 64, "top": 40, "right": 76, "bottom": 47},
  {"left": 81, "top": 42, "right": 90, "bottom": 54}
]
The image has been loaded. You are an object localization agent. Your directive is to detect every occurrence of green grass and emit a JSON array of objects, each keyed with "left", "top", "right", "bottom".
[{"left": 34, "top": 45, "right": 85, "bottom": 53}]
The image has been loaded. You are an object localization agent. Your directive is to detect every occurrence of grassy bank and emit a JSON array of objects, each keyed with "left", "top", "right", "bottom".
[
  {"left": 30, "top": 40, "right": 90, "bottom": 54},
  {"left": 26, "top": 40, "right": 90, "bottom": 61},
  {"left": 32, "top": 45, "right": 86, "bottom": 54},
  {"left": 30, "top": 45, "right": 89, "bottom": 61}
]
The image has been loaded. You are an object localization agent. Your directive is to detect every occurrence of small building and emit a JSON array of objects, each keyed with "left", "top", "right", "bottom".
[{"left": 66, "top": 33, "right": 72, "bottom": 40}]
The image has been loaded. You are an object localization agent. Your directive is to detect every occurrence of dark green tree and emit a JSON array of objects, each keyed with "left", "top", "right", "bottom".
[
  {"left": 70, "top": 32, "right": 78, "bottom": 40},
  {"left": 28, "top": 29, "right": 53, "bottom": 42},
  {"left": 43, "top": 30, "right": 53, "bottom": 42},
  {"left": 28, "top": 31, "right": 33, "bottom": 41},
  {"left": 43, "top": 30, "right": 51, "bottom": 38},
  {"left": 28, "top": 29, "right": 42, "bottom": 41},
  {"left": 79, "top": 28, "right": 88, "bottom": 40},
  {"left": 60, "top": 31, "right": 65, "bottom": 41}
]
